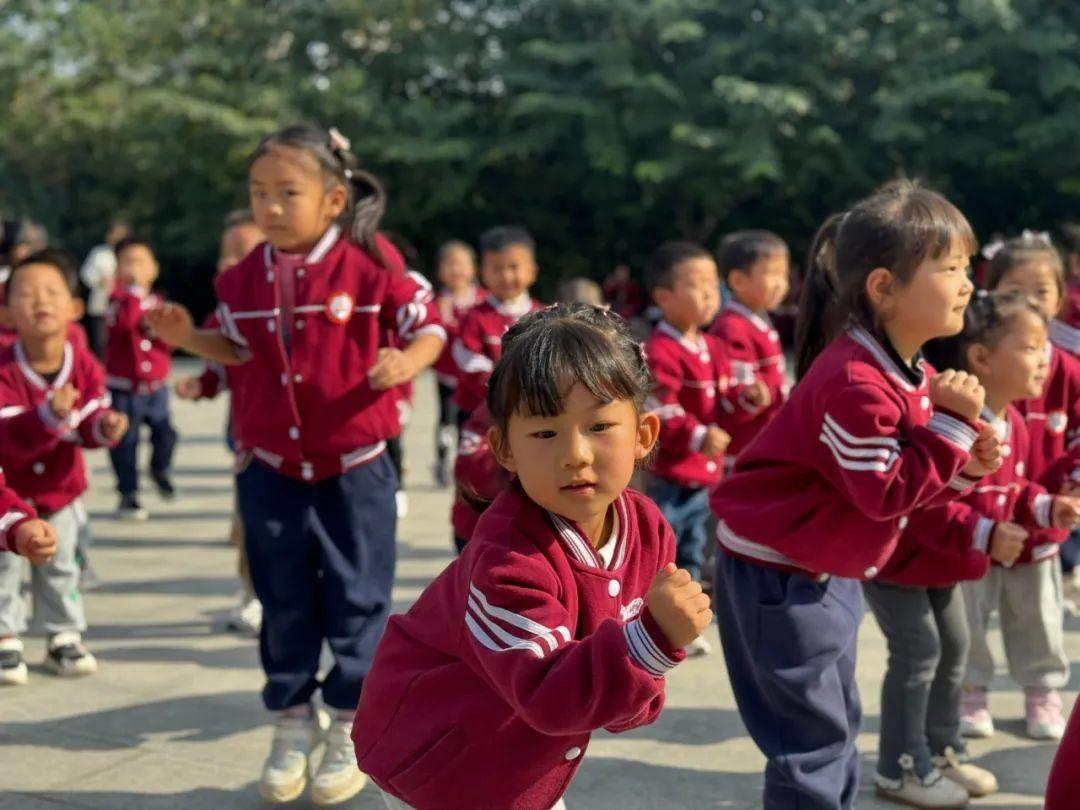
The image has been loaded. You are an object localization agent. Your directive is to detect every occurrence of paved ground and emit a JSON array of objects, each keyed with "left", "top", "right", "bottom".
[{"left": 0, "top": 363, "right": 1074, "bottom": 808}]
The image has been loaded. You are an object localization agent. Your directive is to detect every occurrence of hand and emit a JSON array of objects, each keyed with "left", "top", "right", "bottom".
[
  {"left": 930, "top": 370, "right": 985, "bottom": 422},
  {"left": 13, "top": 519, "right": 57, "bottom": 566},
  {"left": 174, "top": 376, "right": 203, "bottom": 400},
  {"left": 145, "top": 303, "right": 194, "bottom": 348},
  {"left": 742, "top": 380, "right": 772, "bottom": 410},
  {"left": 99, "top": 410, "right": 129, "bottom": 443},
  {"left": 989, "top": 521, "right": 1027, "bottom": 567},
  {"left": 1052, "top": 495, "right": 1080, "bottom": 531},
  {"left": 368, "top": 348, "right": 417, "bottom": 391},
  {"left": 699, "top": 426, "right": 731, "bottom": 459},
  {"left": 49, "top": 383, "right": 79, "bottom": 421},
  {"left": 962, "top": 423, "right": 1003, "bottom": 478},
  {"left": 645, "top": 563, "right": 713, "bottom": 649}
]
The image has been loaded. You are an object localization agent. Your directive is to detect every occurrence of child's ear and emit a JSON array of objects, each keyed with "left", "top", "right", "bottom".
[
  {"left": 635, "top": 411, "right": 660, "bottom": 461},
  {"left": 328, "top": 183, "right": 348, "bottom": 219},
  {"left": 865, "top": 267, "right": 896, "bottom": 311},
  {"left": 487, "top": 426, "right": 518, "bottom": 473},
  {"left": 70, "top": 297, "right": 85, "bottom": 321},
  {"left": 966, "top": 342, "right": 992, "bottom": 377},
  {"left": 727, "top": 268, "right": 748, "bottom": 296}
]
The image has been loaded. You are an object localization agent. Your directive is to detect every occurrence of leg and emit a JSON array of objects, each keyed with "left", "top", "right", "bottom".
[
  {"left": 386, "top": 436, "right": 404, "bottom": 482},
  {"left": 145, "top": 387, "right": 178, "bottom": 478},
  {"left": 1000, "top": 560, "right": 1069, "bottom": 690},
  {"left": 0, "top": 546, "right": 28, "bottom": 637},
  {"left": 311, "top": 453, "right": 398, "bottom": 711},
  {"left": 435, "top": 381, "right": 456, "bottom": 472},
  {"left": 236, "top": 460, "right": 323, "bottom": 711},
  {"left": 647, "top": 478, "right": 708, "bottom": 582},
  {"left": 862, "top": 582, "right": 941, "bottom": 780},
  {"left": 31, "top": 505, "right": 86, "bottom": 635},
  {"left": 924, "top": 585, "right": 970, "bottom": 756},
  {"left": 107, "top": 388, "right": 141, "bottom": 495},
  {"left": 714, "top": 549, "right": 863, "bottom": 809},
  {"left": 961, "top": 573, "right": 999, "bottom": 688},
  {"left": 231, "top": 489, "right": 254, "bottom": 601}
]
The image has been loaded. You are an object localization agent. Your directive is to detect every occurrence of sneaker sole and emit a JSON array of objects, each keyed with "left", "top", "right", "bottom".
[
  {"left": 311, "top": 772, "right": 367, "bottom": 806},
  {"left": 259, "top": 776, "right": 307, "bottom": 804},
  {"left": 0, "top": 664, "right": 28, "bottom": 686},
  {"left": 959, "top": 725, "right": 994, "bottom": 739},
  {"left": 874, "top": 785, "right": 969, "bottom": 808},
  {"left": 43, "top": 658, "right": 97, "bottom": 677}
]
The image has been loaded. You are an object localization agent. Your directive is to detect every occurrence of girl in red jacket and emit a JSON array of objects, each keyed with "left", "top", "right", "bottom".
[
  {"left": 354, "top": 304, "right": 712, "bottom": 810},
  {"left": 710, "top": 180, "right": 1002, "bottom": 809}
]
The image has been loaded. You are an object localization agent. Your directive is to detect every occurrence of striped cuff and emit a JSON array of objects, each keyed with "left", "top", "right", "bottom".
[
  {"left": 1034, "top": 493, "right": 1053, "bottom": 528},
  {"left": 623, "top": 616, "right": 679, "bottom": 677},
  {"left": 973, "top": 517, "right": 995, "bottom": 553},
  {"left": 927, "top": 411, "right": 978, "bottom": 452},
  {"left": 37, "top": 402, "right": 77, "bottom": 435},
  {"left": 689, "top": 424, "right": 708, "bottom": 453},
  {"left": 948, "top": 473, "right": 978, "bottom": 492}
]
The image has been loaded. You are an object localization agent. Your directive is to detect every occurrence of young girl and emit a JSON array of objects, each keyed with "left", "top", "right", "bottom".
[
  {"left": 710, "top": 180, "right": 1002, "bottom": 808},
  {"left": 964, "top": 235, "right": 1080, "bottom": 740},
  {"left": 431, "top": 240, "right": 479, "bottom": 487},
  {"left": 353, "top": 304, "right": 711, "bottom": 810},
  {"left": 867, "top": 291, "right": 1080, "bottom": 807},
  {"left": 148, "top": 124, "right": 446, "bottom": 806}
]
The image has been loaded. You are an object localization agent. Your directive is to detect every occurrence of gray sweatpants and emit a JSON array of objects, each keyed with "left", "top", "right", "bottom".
[
  {"left": 962, "top": 558, "right": 1069, "bottom": 690},
  {"left": 863, "top": 581, "right": 969, "bottom": 780},
  {"left": 0, "top": 504, "right": 85, "bottom": 636}
]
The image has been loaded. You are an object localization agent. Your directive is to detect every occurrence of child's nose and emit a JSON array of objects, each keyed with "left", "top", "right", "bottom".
[{"left": 563, "top": 432, "right": 593, "bottom": 467}]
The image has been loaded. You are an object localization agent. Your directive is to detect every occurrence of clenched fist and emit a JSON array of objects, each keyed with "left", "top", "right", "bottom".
[
  {"left": 930, "top": 370, "right": 985, "bottom": 422},
  {"left": 49, "top": 383, "right": 79, "bottom": 421},
  {"left": 646, "top": 563, "right": 713, "bottom": 650},
  {"left": 990, "top": 521, "right": 1027, "bottom": 567},
  {"left": 145, "top": 303, "right": 194, "bottom": 348},
  {"left": 13, "top": 519, "right": 57, "bottom": 565}
]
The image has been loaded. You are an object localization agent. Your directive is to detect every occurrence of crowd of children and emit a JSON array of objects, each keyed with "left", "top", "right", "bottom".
[{"left": 3, "top": 125, "right": 1080, "bottom": 809}]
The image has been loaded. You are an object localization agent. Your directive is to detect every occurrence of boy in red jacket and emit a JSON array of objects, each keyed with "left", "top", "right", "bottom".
[
  {"left": 105, "top": 236, "right": 177, "bottom": 520},
  {"left": 0, "top": 250, "right": 127, "bottom": 684}
]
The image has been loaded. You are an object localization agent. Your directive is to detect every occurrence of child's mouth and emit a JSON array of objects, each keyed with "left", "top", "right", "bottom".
[{"left": 561, "top": 481, "right": 597, "bottom": 496}]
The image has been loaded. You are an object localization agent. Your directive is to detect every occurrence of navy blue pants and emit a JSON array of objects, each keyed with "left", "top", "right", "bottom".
[
  {"left": 714, "top": 548, "right": 864, "bottom": 809},
  {"left": 237, "top": 454, "right": 398, "bottom": 711},
  {"left": 108, "top": 387, "right": 177, "bottom": 495},
  {"left": 647, "top": 477, "right": 710, "bottom": 582}
]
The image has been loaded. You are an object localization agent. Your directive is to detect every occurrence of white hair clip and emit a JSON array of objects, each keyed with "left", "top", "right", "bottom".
[
  {"left": 1021, "top": 229, "right": 1052, "bottom": 245},
  {"left": 328, "top": 127, "right": 351, "bottom": 153}
]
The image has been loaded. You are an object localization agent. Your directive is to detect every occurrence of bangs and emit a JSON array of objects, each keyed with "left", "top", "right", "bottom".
[{"left": 897, "top": 190, "right": 978, "bottom": 270}]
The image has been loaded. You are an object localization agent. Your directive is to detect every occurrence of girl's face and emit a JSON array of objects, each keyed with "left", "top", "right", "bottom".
[
  {"left": 875, "top": 241, "right": 973, "bottom": 348},
  {"left": 992, "top": 261, "right": 1062, "bottom": 320},
  {"left": 438, "top": 247, "right": 476, "bottom": 292},
  {"left": 491, "top": 383, "right": 659, "bottom": 545},
  {"left": 969, "top": 310, "right": 1049, "bottom": 405},
  {"left": 116, "top": 244, "right": 159, "bottom": 290},
  {"left": 249, "top": 145, "right": 346, "bottom": 253},
  {"left": 654, "top": 257, "right": 721, "bottom": 330}
]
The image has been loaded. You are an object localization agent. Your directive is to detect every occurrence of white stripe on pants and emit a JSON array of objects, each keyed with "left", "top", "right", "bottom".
[
  {"left": 961, "top": 557, "right": 1069, "bottom": 690},
  {"left": 0, "top": 503, "right": 85, "bottom": 636}
]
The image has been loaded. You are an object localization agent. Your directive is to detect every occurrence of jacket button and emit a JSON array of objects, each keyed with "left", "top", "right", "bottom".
[
  {"left": 140, "top": 339, "right": 152, "bottom": 351},
  {"left": 295, "top": 320, "right": 305, "bottom": 330},
  {"left": 289, "top": 427, "right": 300, "bottom": 440},
  {"left": 266, "top": 272, "right": 274, "bottom": 283},
  {"left": 564, "top": 747, "right": 582, "bottom": 761},
  {"left": 32, "top": 462, "right": 44, "bottom": 475},
  {"left": 293, "top": 374, "right": 302, "bottom": 383},
  {"left": 898, "top": 516, "right": 909, "bottom": 531},
  {"left": 920, "top": 396, "right": 930, "bottom": 410},
  {"left": 140, "top": 361, "right": 152, "bottom": 372},
  {"left": 705, "top": 461, "right": 717, "bottom": 473},
  {"left": 267, "top": 321, "right": 276, "bottom": 333},
  {"left": 1001, "top": 444, "right": 1011, "bottom": 457},
  {"left": 997, "top": 494, "right": 1007, "bottom": 507},
  {"left": 608, "top": 580, "right": 620, "bottom": 597},
  {"left": 864, "top": 566, "right": 878, "bottom": 578},
  {"left": 297, "top": 269, "right": 305, "bottom": 278}
]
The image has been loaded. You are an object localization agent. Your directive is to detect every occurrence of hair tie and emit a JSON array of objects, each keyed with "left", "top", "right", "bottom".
[
  {"left": 1021, "top": 229, "right": 1051, "bottom": 245},
  {"left": 343, "top": 168, "right": 353, "bottom": 180}
]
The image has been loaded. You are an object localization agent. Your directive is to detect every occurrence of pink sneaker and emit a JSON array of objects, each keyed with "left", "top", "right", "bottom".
[
  {"left": 960, "top": 687, "right": 994, "bottom": 738},
  {"left": 1025, "top": 688, "right": 1066, "bottom": 740}
]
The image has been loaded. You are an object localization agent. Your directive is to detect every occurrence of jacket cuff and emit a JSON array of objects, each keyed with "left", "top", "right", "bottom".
[
  {"left": 689, "top": 424, "right": 708, "bottom": 453},
  {"left": 0, "top": 510, "right": 31, "bottom": 553},
  {"left": 1036, "top": 494, "right": 1054, "bottom": 529},
  {"left": 927, "top": 409, "right": 978, "bottom": 453},
  {"left": 623, "top": 607, "right": 684, "bottom": 677},
  {"left": 973, "top": 517, "right": 995, "bottom": 554},
  {"left": 37, "top": 402, "right": 77, "bottom": 435}
]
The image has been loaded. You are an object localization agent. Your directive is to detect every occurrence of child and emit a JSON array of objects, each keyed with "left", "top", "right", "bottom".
[
  {"left": 105, "top": 236, "right": 178, "bottom": 520},
  {"left": 710, "top": 180, "right": 1001, "bottom": 808},
  {"left": 431, "top": 240, "right": 479, "bottom": 487},
  {"left": 0, "top": 249, "right": 128, "bottom": 684},
  {"left": 709, "top": 229, "right": 791, "bottom": 469},
  {"left": 452, "top": 225, "right": 542, "bottom": 421},
  {"left": 353, "top": 304, "right": 711, "bottom": 810},
  {"left": 148, "top": 124, "right": 445, "bottom": 806},
  {"left": 866, "top": 291, "right": 1080, "bottom": 806},
  {"left": 450, "top": 403, "right": 508, "bottom": 554},
  {"left": 966, "top": 234, "right": 1080, "bottom": 740},
  {"left": 175, "top": 209, "right": 265, "bottom": 637},
  {"left": 641, "top": 241, "right": 760, "bottom": 656}
]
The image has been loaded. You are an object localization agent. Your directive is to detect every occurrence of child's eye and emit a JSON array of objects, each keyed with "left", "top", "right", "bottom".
[
  {"left": 590, "top": 422, "right": 615, "bottom": 432},
  {"left": 529, "top": 430, "right": 556, "bottom": 439}
]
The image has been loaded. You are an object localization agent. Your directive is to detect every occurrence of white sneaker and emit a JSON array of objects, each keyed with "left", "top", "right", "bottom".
[
  {"left": 226, "top": 596, "right": 262, "bottom": 637},
  {"left": 43, "top": 631, "right": 97, "bottom": 677},
  {"left": 311, "top": 717, "right": 368, "bottom": 806},
  {"left": 875, "top": 766, "right": 969, "bottom": 808},
  {"left": 0, "top": 637, "right": 28, "bottom": 686},
  {"left": 395, "top": 491, "right": 409, "bottom": 518},
  {"left": 684, "top": 635, "right": 713, "bottom": 657},
  {"left": 259, "top": 710, "right": 323, "bottom": 803}
]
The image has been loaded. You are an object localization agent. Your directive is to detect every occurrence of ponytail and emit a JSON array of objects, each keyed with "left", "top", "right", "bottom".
[{"left": 794, "top": 213, "right": 844, "bottom": 380}]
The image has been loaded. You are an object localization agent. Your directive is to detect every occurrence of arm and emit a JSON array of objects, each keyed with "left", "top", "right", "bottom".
[
  {"left": 75, "top": 362, "right": 121, "bottom": 449},
  {"left": 451, "top": 313, "right": 492, "bottom": 409},
  {"left": 0, "top": 387, "right": 71, "bottom": 462},
  {"left": 0, "top": 469, "right": 35, "bottom": 554},
  {"left": 368, "top": 271, "right": 447, "bottom": 390},
  {"left": 144, "top": 302, "right": 246, "bottom": 365},
  {"left": 645, "top": 349, "right": 708, "bottom": 455}
]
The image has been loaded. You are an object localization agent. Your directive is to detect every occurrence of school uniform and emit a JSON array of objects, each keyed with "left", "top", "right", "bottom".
[
  {"left": 433, "top": 286, "right": 480, "bottom": 469},
  {"left": 450, "top": 405, "right": 507, "bottom": 553},
  {"left": 0, "top": 340, "right": 119, "bottom": 637},
  {"left": 643, "top": 321, "right": 752, "bottom": 581},
  {"left": 214, "top": 225, "right": 445, "bottom": 712},
  {"left": 0, "top": 468, "right": 35, "bottom": 555},
  {"left": 710, "top": 326, "right": 977, "bottom": 809},
  {"left": 708, "top": 300, "right": 790, "bottom": 460},
  {"left": 451, "top": 293, "right": 542, "bottom": 416},
  {"left": 104, "top": 286, "right": 177, "bottom": 495},
  {"left": 353, "top": 482, "right": 683, "bottom": 810}
]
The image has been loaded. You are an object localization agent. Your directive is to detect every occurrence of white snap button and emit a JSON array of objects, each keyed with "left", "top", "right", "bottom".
[
  {"left": 32, "top": 462, "right": 44, "bottom": 475},
  {"left": 266, "top": 272, "right": 274, "bottom": 283},
  {"left": 864, "top": 566, "right": 878, "bottom": 578},
  {"left": 140, "top": 339, "right": 152, "bottom": 351},
  {"left": 140, "top": 361, "right": 152, "bottom": 372},
  {"left": 564, "top": 747, "right": 582, "bottom": 761},
  {"left": 898, "top": 517, "right": 909, "bottom": 530},
  {"left": 302, "top": 467, "right": 313, "bottom": 481},
  {"left": 705, "top": 461, "right": 717, "bottom": 473},
  {"left": 1001, "top": 444, "right": 1011, "bottom": 457},
  {"left": 267, "top": 321, "right": 276, "bottom": 332},
  {"left": 705, "top": 387, "right": 715, "bottom": 398},
  {"left": 280, "top": 374, "right": 288, "bottom": 385},
  {"left": 295, "top": 320, "right": 305, "bottom": 330},
  {"left": 297, "top": 269, "right": 305, "bottom": 278},
  {"left": 769, "top": 330, "right": 779, "bottom": 342},
  {"left": 608, "top": 580, "right": 620, "bottom": 597},
  {"left": 289, "top": 427, "right": 300, "bottom": 440},
  {"left": 293, "top": 374, "right": 302, "bottom": 383},
  {"left": 920, "top": 396, "right": 930, "bottom": 410},
  {"left": 997, "top": 494, "right": 1007, "bottom": 507},
  {"left": 1017, "top": 462, "right": 1025, "bottom": 477}
]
